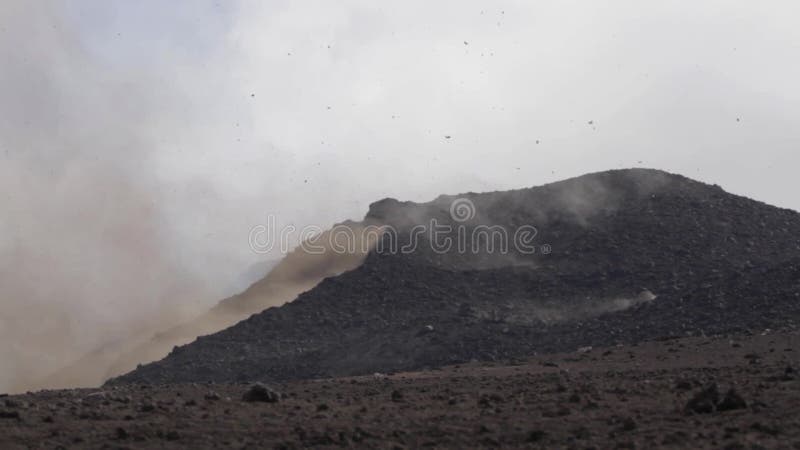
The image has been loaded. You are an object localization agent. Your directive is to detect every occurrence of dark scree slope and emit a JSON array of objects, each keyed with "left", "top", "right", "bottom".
[{"left": 108, "top": 169, "right": 800, "bottom": 385}]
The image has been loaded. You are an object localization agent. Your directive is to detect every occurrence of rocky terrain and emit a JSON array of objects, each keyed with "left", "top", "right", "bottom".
[
  {"left": 3, "top": 169, "right": 800, "bottom": 448},
  {"left": 1, "top": 329, "right": 797, "bottom": 449},
  {"left": 108, "top": 169, "right": 800, "bottom": 386}
]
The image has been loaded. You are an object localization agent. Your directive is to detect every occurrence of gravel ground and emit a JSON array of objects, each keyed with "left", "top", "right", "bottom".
[{"left": 2, "top": 329, "right": 798, "bottom": 449}]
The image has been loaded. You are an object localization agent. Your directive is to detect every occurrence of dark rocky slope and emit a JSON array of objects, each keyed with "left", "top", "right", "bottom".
[{"left": 108, "top": 169, "right": 800, "bottom": 385}]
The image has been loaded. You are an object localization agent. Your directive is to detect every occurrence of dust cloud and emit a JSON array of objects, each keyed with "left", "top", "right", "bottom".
[
  {"left": 0, "top": 2, "right": 213, "bottom": 393},
  {"left": 29, "top": 224, "right": 382, "bottom": 392}
]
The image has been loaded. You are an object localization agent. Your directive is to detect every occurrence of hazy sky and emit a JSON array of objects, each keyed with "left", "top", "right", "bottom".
[
  {"left": 69, "top": 1, "right": 800, "bottom": 241},
  {"left": 1, "top": 0, "right": 799, "bottom": 390}
]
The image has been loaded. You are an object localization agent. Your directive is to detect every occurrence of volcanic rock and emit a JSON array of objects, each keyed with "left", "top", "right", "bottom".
[
  {"left": 107, "top": 169, "right": 800, "bottom": 386},
  {"left": 242, "top": 383, "right": 282, "bottom": 403},
  {"left": 718, "top": 388, "right": 748, "bottom": 411},
  {"left": 0, "top": 411, "right": 20, "bottom": 420},
  {"left": 685, "top": 384, "right": 720, "bottom": 414}
]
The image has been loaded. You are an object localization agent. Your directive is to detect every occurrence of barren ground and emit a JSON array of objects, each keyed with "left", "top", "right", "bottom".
[{"left": 2, "top": 329, "right": 798, "bottom": 449}]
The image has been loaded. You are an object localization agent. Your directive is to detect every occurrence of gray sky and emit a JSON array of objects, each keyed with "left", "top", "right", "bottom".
[{"left": 1, "top": 0, "right": 799, "bottom": 390}]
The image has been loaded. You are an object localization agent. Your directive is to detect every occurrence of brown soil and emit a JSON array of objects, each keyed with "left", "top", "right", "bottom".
[{"left": 2, "top": 329, "right": 798, "bottom": 449}]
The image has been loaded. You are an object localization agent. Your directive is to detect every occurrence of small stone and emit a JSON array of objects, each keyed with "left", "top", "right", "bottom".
[
  {"left": 165, "top": 430, "right": 180, "bottom": 441},
  {"left": 242, "top": 383, "right": 282, "bottom": 403},
  {"left": 139, "top": 403, "right": 155, "bottom": 413},
  {"left": 621, "top": 417, "right": 637, "bottom": 431},
  {"left": 115, "top": 427, "right": 129, "bottom": 440},
  {"left": 391, "top": 390, "right": 404, "bottom": 402},
  {"left": 685, "top": 383, "right": 719, "bottom": 414},
  {"left": 0, "top": 410, "right": 20, "bottom": 419},
  {"left": 527, "top": 430, "right": 547, "bottom": 442},
  {"left": 718, "top": 389, "right": 747, "bottom": 412}
]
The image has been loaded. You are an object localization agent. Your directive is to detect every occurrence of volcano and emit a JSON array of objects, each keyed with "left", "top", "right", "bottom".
[{"left": 108, "top": 168, "right": 800, "bottom": 385}]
